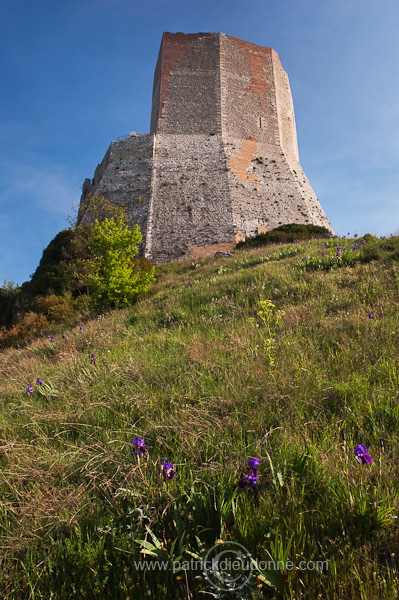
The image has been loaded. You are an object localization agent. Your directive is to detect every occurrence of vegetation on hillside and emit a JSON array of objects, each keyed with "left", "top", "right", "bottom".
[
  {"left": 235, "top": 223, "right": 332, "bottom": 249},
  {"left": 1, "top": 233, "right": 399, "bottom": 598},
  {"left": 0, "top": 196, "right": 154, "bottom": 347}
]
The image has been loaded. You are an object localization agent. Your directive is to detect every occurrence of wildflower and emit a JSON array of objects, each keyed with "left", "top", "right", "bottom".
[
  {"left": 79, "top": 325, "right": 84, "bottom": 332},
  {"left": 354, "top": 444, "right": 372, "bottom": 464},
  {"left": 161, "top": 459, "right": 176, "bottom": 480},
  {"left": 133, "top": 437, "right": 146, "bottom": 456},
  {"left": 35, "top": 378, "right": 43, "bottom": 385},
  {"left": 336, "top": 251, "right": 341, "bottom": 258},
  {"left": 238, "top": 457, "right": 259, "bottom": 492},
  {"left": 247, "top": 457, "right": 260, "bottom": 470},
  {"left": 354, "top": 233, "right": 358, "bottom": 238},
  {"left": 49, "top": 334, "right": 55, "bottom": 342},
  {"left": 340, "top": 429, "right": 345, "bottom": 442},
  {"left": 25, "top": 386, "right": 33, "bottom": 395},
  {"left": 238, "top": 473, "right": 258, "bottom": 492},
  {"left": 62, "top": 334, "right": 67, "bottom": 339},
  {"left": 361, "top": 240, "right": 365, "bottom": 245},
  {"left": 90, "top": 353, "right": 97, "bottom": 365},
  {"left": 367, "top": 313, "right": 374, "bottom": 319},
  {"left": 379, "top": 438, "right": 385, "bottom": 451}
]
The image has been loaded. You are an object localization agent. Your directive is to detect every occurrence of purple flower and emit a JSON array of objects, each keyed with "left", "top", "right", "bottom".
[
  {"left": 336, "top": 251, "right": 341, "bottom": 257},
  {"left": 361, "top": 240, "right": 365, "bottom": 245},
  {"left": 90, "top": 353, "right": 97, "bottom": 365},
  {"left": 35, "top": 378, "right": 43, "bottom": 385},
  {"left": 247, "top": 457, "right": 260, "bottom": 470},
  {"left": 354, "top": 444, "right": 372, "bottom": 464},
  {"left": 238, "top": 472, "right": 258, "bottom": 492},
  {"left": 367, "top": 313, "right": 374, "bottom": 319},
  {"left": 133, "top": 437, "right": 146, "bottom": 456},
  {"left": 161, "top": 459, "right": 176, "bottom": 480},
  {"left": 354, "top": 233, "right": 358, "bottom": 238},
  {"left": 238, "top": 457, "right": 260, "bottom": 492},
  {"left": 25, "top": 386, "right": 33, "bottom": 395},
  {"left": 340, "top": 429, "right": 346, "bottom": 442},
  {"left": 62, "top": 334, "right": 67, "bottom": 339},
  {"left": 49, "top": 335, "right": 55, "bottom": 342},
  {"left": 79, "top": 325, "right": 84, "bottom": 332}
]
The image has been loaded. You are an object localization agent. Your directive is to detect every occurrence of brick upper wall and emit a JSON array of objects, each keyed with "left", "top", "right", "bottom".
[{"left": 150, "top": 32, "right": 217, "bottom": 134}]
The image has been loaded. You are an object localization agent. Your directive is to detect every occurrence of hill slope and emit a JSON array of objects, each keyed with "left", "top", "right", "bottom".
[{"left": 1, "top": 235, "right": 399, "bottom": 599}]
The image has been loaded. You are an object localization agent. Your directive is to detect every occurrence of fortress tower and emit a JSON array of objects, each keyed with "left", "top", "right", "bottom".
[{"left": 78, "top": 32, "right": 332, "bottom": 261}]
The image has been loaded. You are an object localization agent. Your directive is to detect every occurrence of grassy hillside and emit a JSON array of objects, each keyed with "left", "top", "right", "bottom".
[{"left": 1, "top": 234, "right": 399, "bottom": 599}]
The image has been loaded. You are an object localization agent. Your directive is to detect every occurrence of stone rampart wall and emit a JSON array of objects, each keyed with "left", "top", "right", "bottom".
[
  {"left": 78, "top": 135, "right": 154, "bottom": 251},
  {"left": 146, "top": 133, "right": 234, "bottom": 262}
]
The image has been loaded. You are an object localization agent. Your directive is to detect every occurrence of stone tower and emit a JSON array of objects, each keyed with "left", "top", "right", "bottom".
[{"left": 78, "top": 32, "right": 332, "bottom": 261}]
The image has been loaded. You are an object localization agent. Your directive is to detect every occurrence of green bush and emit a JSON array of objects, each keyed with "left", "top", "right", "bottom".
[
  {"left": 0, "top": 282, "right": 18, "bottom": 328},
  {"left": 27, "top": 227, "right": 93, "bottom": 297},
  {"left": 236, "top": 223, "right": 332, "bottom": 249},
  {"left": 87, "top": 217, "right": 155, "bottom": 309}
]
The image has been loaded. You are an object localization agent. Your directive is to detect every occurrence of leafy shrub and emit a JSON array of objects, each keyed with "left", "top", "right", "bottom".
[
  {"left": 87, "top": 217, "right": 155, "bottom": 309},
  {"left": 34, "top": 294, "right": 75, "bottom": 324},
  {"left": 0, "top": 311, "right": 50, "bottom": 348},
  {"left": 236, "top": 223, "right": 332, "bottom": 249},
  {"left": 27, "top": 227, "right": 93, "bottom": 297},
  {"left": 0, "top": 282, "right": 19, "bottom": 328}
]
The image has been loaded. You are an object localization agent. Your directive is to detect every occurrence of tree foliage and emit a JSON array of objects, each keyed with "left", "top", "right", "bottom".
[{"left": 87, "top": 216, "right": 155, "bottom": 309}]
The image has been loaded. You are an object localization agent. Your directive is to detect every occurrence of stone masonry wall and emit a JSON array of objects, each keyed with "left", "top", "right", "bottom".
[
  {"left": 79, "top": 134, "right": 154, "bottom": 252},
  {"left": 271, "top": 49, "right": 300, "bottom": 165},
  {"left": 146, "top": 133, "right": 234, "bottom": 262}
]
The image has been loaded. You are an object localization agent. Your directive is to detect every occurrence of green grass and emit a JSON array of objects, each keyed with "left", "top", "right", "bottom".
[{"left": 1, "top": 235, "right": 399, "bottom": 598}]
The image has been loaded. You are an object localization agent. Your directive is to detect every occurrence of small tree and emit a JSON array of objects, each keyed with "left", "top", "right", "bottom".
[{"left": 87, "top": 217, "right": 155, "bottom": 309}]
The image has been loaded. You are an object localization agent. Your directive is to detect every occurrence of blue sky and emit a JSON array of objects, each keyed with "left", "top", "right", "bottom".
[{"left": 1, "top": 0, "right": 398, "bottom": 285}]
